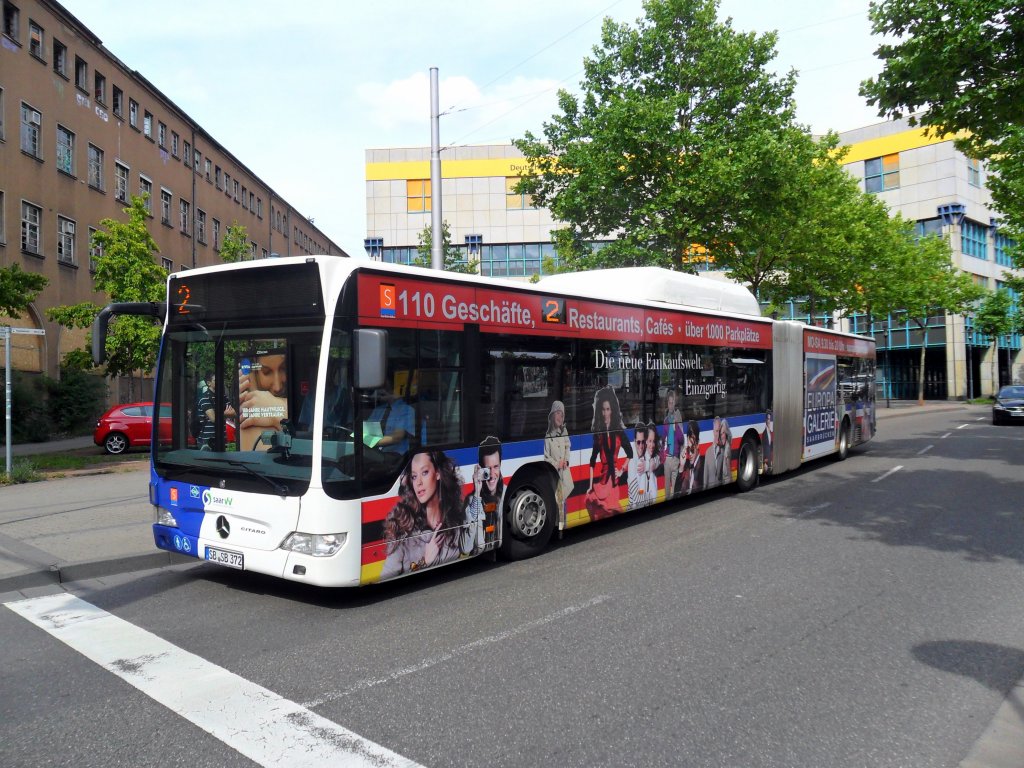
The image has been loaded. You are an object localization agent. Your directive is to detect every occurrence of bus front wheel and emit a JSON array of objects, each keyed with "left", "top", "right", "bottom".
[
  {"left": 500, "top": 478, "right": 555, "bottom": 560},
  {"left": 735, "top": 437, "right": 759, "bottom": 492}
]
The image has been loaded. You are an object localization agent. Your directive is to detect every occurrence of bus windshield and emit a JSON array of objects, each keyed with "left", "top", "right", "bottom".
[{"left": 152, "top": 321, "right": 355, "bottom": 496}]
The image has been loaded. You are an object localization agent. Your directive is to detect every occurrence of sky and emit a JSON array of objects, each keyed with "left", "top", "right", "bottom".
[{"left": 78, "top": 0, "right": 885, "bottom": 256}]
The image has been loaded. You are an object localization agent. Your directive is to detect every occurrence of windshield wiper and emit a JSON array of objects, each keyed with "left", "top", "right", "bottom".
[{"left": 225, "top": 459, "right": 289, "bottom": 496}]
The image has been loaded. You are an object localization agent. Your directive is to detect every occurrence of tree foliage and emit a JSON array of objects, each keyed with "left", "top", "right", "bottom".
[
  {"left": 973, "top": 288, "right": 1021, "bottom": 389},
  {"left": 0, "top": 264, "right": 48, "bottom": 318},
  {"left": 514, "top": 0, "right": 803, "bottom": 271},
  {"left": 861, "top": 1, "right": 1024, "bottom": 249},
  {"left": 413, "top": 221, "right": 478, "bottom": 274},
  {"left": 219, "top": 222, "right": 249, "bottom": 263},
  {"left": 46, "top": 195, "right": 166, "bottom": 389}
]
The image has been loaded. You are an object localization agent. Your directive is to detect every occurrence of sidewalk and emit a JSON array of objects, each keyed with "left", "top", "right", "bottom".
[{"left": 0, "top": 401, "right": 970, "bottom": 596}]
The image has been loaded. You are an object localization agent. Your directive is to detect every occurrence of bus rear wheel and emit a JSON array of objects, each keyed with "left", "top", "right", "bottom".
[
  {"left": 500, "top": 478, "right": 555, "bottom": 560},
  {"left": 835, "top": 419, "right": 851, "bottom": 461},
  {"left": 735, "top": 437, "right": 759, "bottom": 492}
]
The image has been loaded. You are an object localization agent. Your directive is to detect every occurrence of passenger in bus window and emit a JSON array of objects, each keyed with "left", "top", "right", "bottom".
[
  {"left": 544, "top": 401, "right": 574, "bottom": 519},
  {"left": 238, "top": 350, "right": 289, "bottom": 450},
  {"left": 679, "top": 419, "right": 704, "bottom": 495},
  {"left": 367, "top": 385, "right": 414, "bottom": 453},
  {"left": 380, "top": 450, "right": 469, "bottom": 579},
  {"left": 196, "top": 371, "right": 236, "bottom": 450},
  {"left": 660, "top": 388, "right": 682, "bottom": 499},
  {"left": 703, "top": 416, "right": 732, "bottom": 488},
  {"left": 465, "top": 436, "right": 503, "bottom": 553},
  {"left": 585, "top": 386, "right": 632, "bottom": 521}
]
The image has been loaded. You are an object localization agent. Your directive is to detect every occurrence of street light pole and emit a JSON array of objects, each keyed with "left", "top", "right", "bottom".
[{"left": 429, "top": 67, "right": 443, "bottom": 271}]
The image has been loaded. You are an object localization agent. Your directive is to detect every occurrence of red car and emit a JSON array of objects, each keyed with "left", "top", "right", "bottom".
[{"left": 94, "top": 402, "right": 236, "bottom": 454}]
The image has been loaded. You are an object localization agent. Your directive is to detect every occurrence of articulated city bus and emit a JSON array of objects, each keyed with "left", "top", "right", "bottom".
[{"left": 93, "top": 257, "right": 876, "bottom": 587}]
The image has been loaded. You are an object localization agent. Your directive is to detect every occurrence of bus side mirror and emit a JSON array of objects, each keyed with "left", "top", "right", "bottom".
[{"left": 354, "top": 329, "right": 387, "bottom": 390}]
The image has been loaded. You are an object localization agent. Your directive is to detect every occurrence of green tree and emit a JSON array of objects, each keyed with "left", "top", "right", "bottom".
[
  {"left": 46, "top": 195, "right": 166, "bottom": 399},
  {"left": 514, "top": 0, "right": 802, "bottom": 271},
  {"left": 972, "top": 288, "right": 1018, "bottom": 392},
  {"left": 859, "top": 228, "right": 984, "bottom": 404},
  {"left": 0, "top": 264, "right": 48, "bottom": 318},
  {"left": 413, "top": 221, "right": 478, "bottom": 274},
  {"left": 860, "top": 1, "right": 1024, "bottom": 251},
  {"left": 219, "top": 222, "right": 249, "bottom": 263}
]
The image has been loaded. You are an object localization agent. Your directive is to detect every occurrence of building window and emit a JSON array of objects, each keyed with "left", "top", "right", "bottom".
[
  {"left": 20, "top": 102, "right": 41, "bottom": 158},
  {"left": 161, "top": 257, "right": 173, "bottom": 273},
  {"left": 249, "top": 192, "right": 255, "bottom": 212},
  {"left": 160, "top": 189, "right": 172, "bottom": 225},
  {"left": 249, "top": 242, "right": 257, "bottom": 260},
  {"left": 57, "top": 216, "right": 75, "bottom": 265},
  {"left": 74, "top": 56, "right": 87, "bottom": 91},
  {"left": 212, "top": 218, "right": 220, "bottom": 250},
  {"left": 224, "top": 172, "right": 231, "bottom": 195},
  {"left": 179, "top": 199, "right": 190, "bottom": 235},
  {"left": 256, "top": 197, "right": 262, "bottom": 218},
  {"left": 88, "top": 227, "right": 101, "bottom": 273},
  {"left": 3, "top": 1, "right": 20, "bottom": 41},
  {"left": 865, "top": 153, "right": 899, "bottom": 193},
  {"left": 21, "top": 201, "right": 41, "bottom": 255},
  {"left": 143, "top": 110, "right": 152, "bottom": 139},
  {"left": 114, "top": 163, "right": 129, "bottom": 202},
  {"left": 193, "top": 148, "right": 200, "bottom": 173},
  {"left": 215, "top": 166, "right": 222, "bottom": 190},
  {"left": 183, "top": 141, "right": 191, "bottom": 166},
  {"left": 364, "top": 237, "right": 384, "bottom": 259},
  {"left": 56, "top": 125, "right": 74, "bottom": 175},
  {"left": 962, "top": 219, "right": 988, "bottom": 260},
  {"left": 138, "top": 175, "right": 152, "bottom": 212},
  {"left": 171, "top": 132, "right": 179, "bottom": 157},
  {"left": 87, "top": 144, "right": 104, "bottom": 190},
  {"left": 94, "top": 72, "right": 106, "bottom": 104},
  {"left": 0, "top": 190, "right": 5, "bottom": 244},
  {"left": 233, "top": 180, "right": 239, "bottom": 201},
  {"left": 112, "top": 86, "right": 123, "bottom": 117},
  {"left": 128, "top": 99, "right": 138, "bottom": 129},
  {"left": 52, "top": 38, "right": 66, "bottom": 76},
  {"left": 967, "top": 157, "right": 982, "bottom": 188},
  {"left": 157, "top": 122, "right": 166, "bottom": 148},
  {"left": 465, "top": 234, "right": 483, "bottom": 257},
  {"left": 0, "top": 86, "right": 4, "bottom": 141},
  {"left": 995, "top": 231, "right": 1017, "bottom": 267},
  {"left": 505, "top": 177, "right": 535, "bottom": 209},
  {"left": 241, "top": 186, "right": 248, "bottom": 210},
  {"left": 196, "top": 209, "right": 207, "bottom": 244},
  {"left": 28, "top": 19, "right": 42, "bottom": 59},
  {"left": 406, "top": 179, "right": 431, "bottom": 213},
  {"left": 204, "top": 158, "right": 211, "bottom": 182}
]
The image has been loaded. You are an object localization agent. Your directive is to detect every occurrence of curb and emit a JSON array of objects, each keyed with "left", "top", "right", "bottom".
[
  {"left": 0, "top": 551, "right": 194, "bottom": 593},
  {"left": 876, "top": 405, "right": 969, "bottom": 420},
  {"left": 41, "top": 460, "right": 150, "bottom": 480}
]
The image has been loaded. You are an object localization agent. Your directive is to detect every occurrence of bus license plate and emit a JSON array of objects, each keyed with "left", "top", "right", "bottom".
[{"left": 205, "top": 546, "right": 244, "bottom": 569}]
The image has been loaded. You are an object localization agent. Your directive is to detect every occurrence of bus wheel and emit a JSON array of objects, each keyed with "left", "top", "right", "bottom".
[
  {"left": 835, "top": 419, "right": 851, "bottom": 461},
  {"left": 735, "top": 437, "right": 759, "bottom": 492},
  {"left": 500, "top": 478, "right": 555, "bottom": 560}
]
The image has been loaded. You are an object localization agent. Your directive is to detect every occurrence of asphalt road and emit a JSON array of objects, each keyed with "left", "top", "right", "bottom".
[{"left": 3, "top": 407, "right": 1023, "bottom": 767}]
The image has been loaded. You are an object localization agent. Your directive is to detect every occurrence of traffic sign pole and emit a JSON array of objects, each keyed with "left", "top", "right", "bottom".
[{"left": 2, "top": 327, "right": 46, "bottom": 476}]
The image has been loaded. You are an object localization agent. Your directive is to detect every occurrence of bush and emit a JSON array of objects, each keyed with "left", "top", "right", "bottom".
[
  {"left": 0, "top": 458, "right": 42, "bottom": 485},
  {"left": 1, "top": 372, "right": 52, "bottom": 443},
  {"left": 48, "top": 368, "right": 106, "bottom": 435}
]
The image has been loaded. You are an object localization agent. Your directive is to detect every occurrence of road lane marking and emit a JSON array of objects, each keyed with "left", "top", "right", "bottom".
[
  {"left": 917, "top": 445, "right": 933, "bottom": 455},
  {"left": 872, "top": 465, "right": 903, "bottom": 483},
  {"left": 4, "top": 593, "right": 421, "bottom": 768},
  {"left": 941, "top": 432, "right": 952, "bottom": 439},
  {"left": 303, "top": 594, "right": 612, "bottom": 708},
  {"left": 957, "top": 424, "right": 969, "bottom": 430}
]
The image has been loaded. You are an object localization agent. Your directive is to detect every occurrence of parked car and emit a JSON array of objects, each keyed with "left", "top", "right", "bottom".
[
  {"left": 94, "top": 402, "right": 236, "bottom": 454},
  {"left": 992, "top": 385, "right": 1024, "bottom": 425}
]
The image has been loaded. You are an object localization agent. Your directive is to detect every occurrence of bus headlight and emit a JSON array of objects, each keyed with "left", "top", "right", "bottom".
[
  {"left": 157, "top": 508, "right": 179, "bottom": 527},
  {"left": 280, "top": 532, "right": 347, "bottom": 557}
]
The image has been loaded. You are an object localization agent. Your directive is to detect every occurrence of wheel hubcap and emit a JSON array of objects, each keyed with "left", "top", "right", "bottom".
[{"left": 509, "top": 489, "right": 546, "bottom": 538}]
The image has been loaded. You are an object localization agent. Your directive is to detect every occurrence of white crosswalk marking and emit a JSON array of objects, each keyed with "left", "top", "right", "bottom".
[{"left": 5, "top": 593, "right": 421, "bottom": 768}]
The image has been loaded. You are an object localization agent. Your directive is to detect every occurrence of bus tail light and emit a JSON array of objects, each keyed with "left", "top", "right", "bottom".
[{"left": 281, "top": 532, "right": 346, "bottom": 557}]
